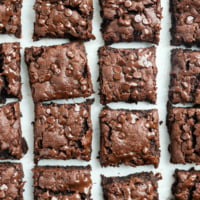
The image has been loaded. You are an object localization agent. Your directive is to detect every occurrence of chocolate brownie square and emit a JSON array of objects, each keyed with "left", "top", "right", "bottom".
[
  {"left": 167, "top": 105, "right": 200, "bottom": 164},
  {"left": 34, "top": 100, "right": 93, "bottom": 163},
  {"left": 99, "top": 0, "right": 162, "bottom": 45},
  {"left": 0, "top": 102, "right": 27, "bottom": 160},
  {"left": 172, "top": 168, "right": 200, "bottom": 199},
  {"left": 100, "top": 107, "right": 160, "bottom": 167},
  {"left": 33, "top": 0, "right": 95, "bottom": 41},
  {"left": 99, "top": 46, "right": 157, "bottom": 104},
  {"left": 0, "top": 0, "right": 22, "bottom": 38},
  {"left": 0, "top": 43, "right": 22, "bottom": 103},
  {"left": 170, "top": 0, "right": 200, "bottom": 46},
  {"left": 102, "top": 172, "right": 161, "bottom": 200},
  {"left": 169, "top": 49, "right": 200, "bottom": 104},
  {"left": 33, "top": 165, "right": 92, "bottom": 200},
  {"left": 0, "top": 163, "right": 24, "bottom": 199},
  {"left": 25, "top": 42, "right": 93, "bottom": 102}
]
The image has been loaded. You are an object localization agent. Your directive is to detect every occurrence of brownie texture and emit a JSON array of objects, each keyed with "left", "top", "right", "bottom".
[
  {"left": 102, "top": 172, "right": 161, "bottom": 200},
  {"left": 0, "top": 102, "right": 27, "bottom": 160},
  {"left": 172, "top": 168, "right": 200, "bottom": 200},
  {"left": 167, "top": 105, "right": 200, "bottom": 164},
  {"left": 0, "top": 43, "right": 22, "bottom": 103},
  {"left": 99, "top": 0, "right": 162, "bottom": 45},
  {"left": 25, "top": 42, "right": 93, "bottom": 102},
  {"left": 169, "top": 49, "right": 200, "bottom": 104},
  {"left": 33, "top": 0, "right": 95, "bottom": 41},
  {"left": 0, "top": 163, "right": 24, "bottom": 199},
  {"left": 34, "top": 100, "right": 93, "bottom": 163},
  {"left": 33, "top": 165, "right": 92, "bottom": 200},
  {"left": 0, "top": 0, "right": 22, "bottom": 38},
  {"left": 99, "top": 46, "right": 157, "bottom": 104},
  {"left": 100, "top": 107, "right": 160, "bottom": 167},
  {"left": 170, "top": 0, "right": 200, "bottom": 46}
]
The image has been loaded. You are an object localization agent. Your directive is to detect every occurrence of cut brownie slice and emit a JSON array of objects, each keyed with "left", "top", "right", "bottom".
[
  {"left": 99, "top": 0, "right": 162, "bottom": 44},
  {"left": 169, "top": 49, "right": 200, "bottom": 104},
  {"left": 102, "top": 172, "right": 161, "bottom": 200},
  {"left": 0, "top": 163, "right": 24, "bottom": 199},
  {"left": 25, "top": 42, "right": 93, "bottom": 102},
  {"left": 167, "top": 105, "right": 200, "bottom": 164},
  {"left": 170, "top": 0, "right": 200, "bottom": 46},
  {"left": 0, "top": 43, "right": 22, "bottom": 103},
  {"left": 99, "top": 107, "right": 160, "bottom": 167},
  {"left": 33, "top": 0, "right": 95, "bottom": 41},
  {"left": 0, "top": 0, "right": 22, "bottom": 38},
  {"left": 0, "top": 102, "right": 27, "bottom": 159},
  {"left": 33, "top": 165, "right": 92, "bottom": 200},
  {"left": 34, "top": 100, "right": 93, "bottom": 163},
  {"left": 172, "top": 168, "right": 200, "bottom": 200},
  {"left": 99, "top": 46, "right": 157, "bottom": 104}
]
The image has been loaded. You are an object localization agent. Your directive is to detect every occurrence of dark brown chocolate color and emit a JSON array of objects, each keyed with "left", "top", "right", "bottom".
[
  {"left": 172, "top": 168, "right": 200, "bottom": 200},
  {"left": 0, "top": 163, "right": 24, "bottom": 199},
  {"left": 170, "top": 0, "right": 200, "bottom": 46},
  {"left": 169, "top": 49, "right": 200, "bottom": 104},
  {"left": 99, "top": 0, "right": 162, "bottom": 45},
  {"left": 25, "top": 42, "right": 93, "bottom": 102},
  {"left": 100, "top": 107, "right": 160, "bottom": 168},
  {"left": 102, "top": 172, "right": 161, "bottom": 200},
  {"left": 33, "top": 165, "right": 92, "bottom": 200},
  {"left": 99, "top": 46, "right": 157, "bottom": 104},
  {"left": 0, "top": 43, "right": 22, "bottom": 103},
  {"left": 167, "top": 106, "right": 200, "bottom": 164},
  {"left": 0, "top": 0, "right": 22, "bottom": 38},
  {"left": 0, "top": 102, "right": 27, "bottom": 160},
  {"left": 34, "top": 100, "right": 93, "bottom": 163},
  {"left": 33, "top": 0, "right": 95, "bottom": 41}
]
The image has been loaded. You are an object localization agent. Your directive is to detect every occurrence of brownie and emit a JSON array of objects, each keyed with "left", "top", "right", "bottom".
[
  {"left": 102, "top": 172, "right": 161, "bottom": 200},
  {"left": 99, "top": 107, "right": 160, "bottom": 167},
  {"left": 33, "top": 165, "right": 92, "bottom": 200},
  {"left": 0, "top": 0, "right": 22, "bottom": 38},
  {"left": 33, "top": 0, "right": 95, "bottom": 41},
  {"left": 172, "top": 168, "right": 200, "bottom": 199},
  {"left": 170, "top": 0, "right": 200, "bottom": 46},
  {"left": 99, "top": 46, "right": 157, "bottom": 104},
  {"left": 169, "top": 49, "right": 200, "bottom": 104},
  {"left": 167, "top": 105, "right": 200, "bottom": 164},
  {"left": 25, "top": 42, "right": 93, "bottom": 102},
  {"left": 0, "top": 43, "right": 22, "bottom": 103},
  {"left": 99, "top": 0, "right": 162, "bottom": 45},
  {"left": 0, "top": 163, "right": 24, "bottom": 199},
  {"left": 0, "top": 102, "right": 27, "bottom": 159},
  {"left": 34, "top": 100, "right": 93, "bottom": 163}
]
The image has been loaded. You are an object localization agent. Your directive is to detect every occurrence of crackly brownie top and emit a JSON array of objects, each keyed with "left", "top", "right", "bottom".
[
  {"left": 170, "top": 0, "right": 200, "bottom": 46},
  {"left": 169, "top": 49, "right": 200, "bottom": 104},
  {"left": 99, "top": 46, "right": 157, "bottom": 104},
  {"left": 100, "top": 0, "right": 162, "bottom": 44},
  {"left": 33, "top": 166, "right": 92, "bottom": 200},
  {"left": 25, "top": 42, "right": 93, "bottom": 102},
  {"left": 33, "top": 0, "right": 95, "bottom": 41},
  {"left": 100, "top": 108, "right": 160, "bottom": 167},
  {"left": 0, "top": 0, "right": 22, "bottom": 38}
]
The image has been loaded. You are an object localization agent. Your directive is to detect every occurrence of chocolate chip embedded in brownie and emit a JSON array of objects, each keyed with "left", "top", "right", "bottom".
[
  {"left": 33, "top": 165, "right": 92, "bottom": 200},
  {"left": 99, "top": 107, "right": 160, "bottom": 168},
  {"left": 99, "top": 46, "right": 157, "bottom": 104},
  {"left": 102, "top": 172, "right": 161, "bottom": 200},
  {"left": 170, "top": 0, "right": 200, "bottom": 46},
  {"left": 33, "top": 0, "right": 95, "bottom": 41},
  {"left": 169, "top": 49, "right": 200, "bottom": 104},
  {"left": 34, "top": 100, "right": 93, "bottom": 163},
  {"left": 99, "top": 0, "right": 162, "bottom": 45},
  {"left": 25, "top": 42, "right": 93, "bottom": 102}
]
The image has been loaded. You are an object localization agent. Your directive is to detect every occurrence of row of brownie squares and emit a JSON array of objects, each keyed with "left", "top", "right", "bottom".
[{"left": 1, "top": 162, "right": 200, "bottom": 199}]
